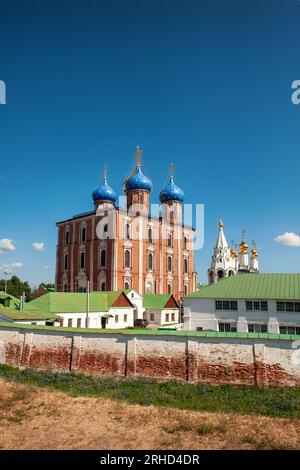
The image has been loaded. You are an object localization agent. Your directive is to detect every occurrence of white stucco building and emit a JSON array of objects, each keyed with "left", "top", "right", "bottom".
[
  {"left": 142, "top": 294, "right": 180, "bottom": 325},
  {"left": 184, "top": 273, "right": 300, "bottom": 335},
  {"left": 26, "top": 291, "right": 135, "bottom": 329},
  {"left": 208, "top": 220, "right": 259, "bottom": 284}
]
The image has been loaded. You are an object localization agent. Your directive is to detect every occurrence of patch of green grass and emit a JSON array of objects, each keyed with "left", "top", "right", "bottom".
[{"left": 0, "top": 364, "right": 300, "bottom": 419}]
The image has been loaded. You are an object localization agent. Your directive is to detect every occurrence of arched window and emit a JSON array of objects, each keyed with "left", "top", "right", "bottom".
[
  {"left": 217, "top": 270, "right": 224, "bottom": 280},
  {"left": 80, "top": 252, "right": 85, "bottom": 269},
  {"left": 81, "top": 227, "right": 86, "bottom": 243},
  {"left": 184, "top": 258, "right": 188, "bottom": 274},
  {"left": 124, "top": 281, "right": 130, "bottom": 290},
  {"left": 101, "top": 281, "right": 106, "bottom": 291},
  {"left": 124, "top": 249, "right": 131, "bottom": 268},
  {"left": 184, "top": 236, "right": 187, "bottom": 250},
  {"left": 168, "top": 233, "right": 172, "bottom": 248},
  {"left": 228, "top": 270, "right": 234, "bottom": 277},
  {"left": 167, "top": 255, "right": 172, "bottom": 272},
  {"left": 65, "top": 230, "right": 69, "bottom": 245},
  {"left": 148, "top": 253, "right": 153, "bottom": 270},
  {"left": 148, "top": 227, "right": 153, "bottom": 244},
  {"left": 184, "top": 284, "right": 188, "bottom": 295},
  {"left": 125, "top": 223, "right": 131, "bottom": 240},
  {"left": 168, "top": 283, "right": 172, "bottom": 294},
  {"left": 64, "top": 254, "right": 68, "bottom": 271},
  {"left": 100, "top": 249, "right": 106, "bottom": 267}
]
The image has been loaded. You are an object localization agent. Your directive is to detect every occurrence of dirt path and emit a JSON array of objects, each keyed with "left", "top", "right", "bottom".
[{"left": 0, "top": 378, "right": 299, "bottom": 450}]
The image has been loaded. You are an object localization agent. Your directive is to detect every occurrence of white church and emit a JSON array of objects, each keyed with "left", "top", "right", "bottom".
[{"left": 207, "top": 220, "right": 259, "bottom": 284}]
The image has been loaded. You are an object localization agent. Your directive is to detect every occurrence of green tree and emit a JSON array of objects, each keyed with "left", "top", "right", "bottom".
[{"left": 0, "top": 275, "right": 32, "bottom": 301}]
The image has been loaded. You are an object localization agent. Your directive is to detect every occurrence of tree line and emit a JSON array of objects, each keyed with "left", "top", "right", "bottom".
[{"left": 0, "top": 275, "right": 55, "bottom": 301}]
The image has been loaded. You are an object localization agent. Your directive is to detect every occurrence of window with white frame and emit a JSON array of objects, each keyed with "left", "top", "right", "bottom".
[
  {"left": 248, "top": 323, "right": 268, "bottom": 333},
  {"left": 184, "top": 258, "right": 189, "bottom": 274},
  {"left": 100, "top": 249, "right": 106, "bottom": 267},
  {"left": 81, "top": 226, "right": 86, "bottom": 243},
  {"left": 279, "top": 325, "right": 300, "bottom": 335},
  {"left": 125, "top": 222, "right": 131, "bottom": 240},
  {"left": 215, "top": 300, "right": 238, "bottom": 311},
  {"left": 80, "top": 251, "right": 85, "bottom": 269},
  {"left": 218, "top": 322, "right": 237, "bottom": 332},
  {"left": 167, "top": 283, "right": 172, "bottom": 294},
  {"left": 277, "top": 301, "right": 300, "bottom": 312},
  {"left": 246, "top": 300, "right": 268, "bottom": 311},
  {"left": 148, "top": 253, "right": 153, "bottom": 270},
  {"left": 124, "top": 249, "right": 131, "bottom": 268},
  {"left": 167, "top": 255, "right": 172, "bottom": 272},
  {"left": 184, "top": 236, "right": 188, "bottom": 250},
  {"left": 65, "top": 229, "right": 69, "bottom": 246}
]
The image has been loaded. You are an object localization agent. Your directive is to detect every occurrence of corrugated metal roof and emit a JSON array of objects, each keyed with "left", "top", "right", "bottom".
[
  {"left": 0, "top": 305, "right": 58, "bottom": 321},
  {"left": 187, "top": 274, "right": 300, "bottom": 300},
  {"left": 26, "top": 291, "right": 126, "bottom": 313},
  {"left": 143, "top": 294, "right": 172, "bottom": 309}
]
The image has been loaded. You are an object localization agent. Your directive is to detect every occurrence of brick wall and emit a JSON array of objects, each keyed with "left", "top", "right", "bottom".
[{"left": 1, "top": 326, "right": 299, "bottom": 387}]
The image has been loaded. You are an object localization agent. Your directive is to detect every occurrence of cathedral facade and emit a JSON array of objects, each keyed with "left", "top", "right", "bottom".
[
  {"left": 208, "top": 220, "right": 259, "bottom": 284},
  {"left": 55, "top": 148, "right": 196, "bottom": 300}
]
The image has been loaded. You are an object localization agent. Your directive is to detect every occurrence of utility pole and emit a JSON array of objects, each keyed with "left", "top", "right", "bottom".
[
  {"left": 3, "top": 271, "right": 8, "bottom": 293},
  {"left": 85, "top": 280, "right": 90, "bottom": 328},
  {"left": 21, "top": 291, "right": 25, "bottom": 311}
]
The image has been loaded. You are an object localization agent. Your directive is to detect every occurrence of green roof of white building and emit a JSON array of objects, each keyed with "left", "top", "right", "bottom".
[
  {"left": 187, "top": 274, "right": 300, "bottom": 300},
  {"left": 26, "top": 291, "right": 130, "bottom": 313},
  {"left": 143, "top": 294, "right": 178, "bottom": 309},
  {"left": 0, "top": 305, "right": 58, "bottom": 321}
]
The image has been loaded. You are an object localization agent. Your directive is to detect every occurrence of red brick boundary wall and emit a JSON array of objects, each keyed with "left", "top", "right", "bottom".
[{"left": 0, "top": 326, "right": 300, "bottom": 387}]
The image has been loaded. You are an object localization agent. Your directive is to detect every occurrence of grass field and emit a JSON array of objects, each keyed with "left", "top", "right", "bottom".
[
  {"left": 0, "top": 374, "right": 300, "bottom": 449},
  {"left": 1, "top": 364, "right": 300, "bottom": 419}
]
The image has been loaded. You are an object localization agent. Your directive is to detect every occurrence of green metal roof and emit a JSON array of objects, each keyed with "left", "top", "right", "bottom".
[
  {"left": 0, "top": 305, "right": 58, "bottom": 321},
  {"left": 143, "top": 294, "right": 173, "bottom": 310},
  {"left": 26, "top": 291, "right": 128, "bottom": 313},
  {"left": 187, "top": 274, "right": 300, "bottom": 300},
  {"left": 0, "top": 291, "right": 21, "bottom": 309}
]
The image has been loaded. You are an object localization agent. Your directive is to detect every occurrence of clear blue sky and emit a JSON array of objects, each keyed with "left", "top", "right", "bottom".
[{"left": 0, "top": 0, "right": 300, "bottom": 287}]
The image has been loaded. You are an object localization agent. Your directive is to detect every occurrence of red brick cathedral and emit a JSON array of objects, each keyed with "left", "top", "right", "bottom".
[{"left": 55, "top": 147, "right": 196, "bottom": 300}]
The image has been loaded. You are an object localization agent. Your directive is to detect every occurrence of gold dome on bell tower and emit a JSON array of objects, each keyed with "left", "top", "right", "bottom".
[
  {"left": 239, "top": 230, "right": 249, "bottom": 253},
  {"left": 251, "top": 240, "right": 257, "bottom": 258}
]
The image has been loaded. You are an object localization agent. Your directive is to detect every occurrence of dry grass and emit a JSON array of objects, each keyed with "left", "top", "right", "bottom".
[{"left": 0, "top": 378, "right": 299, "bottom": 450}]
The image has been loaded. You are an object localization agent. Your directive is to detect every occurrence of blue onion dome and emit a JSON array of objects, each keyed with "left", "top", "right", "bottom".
[
  {"left": 125, "top": 166, "right": 153, "bottom": 192},
  {"left": 159, "top": 176, "right": 184, "bottom": 203},
  {"left": 92, "top": 177, "right": 117, "bottom": 203}
]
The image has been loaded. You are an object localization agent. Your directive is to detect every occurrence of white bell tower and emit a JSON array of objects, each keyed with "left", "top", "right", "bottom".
[{"left": 208, "top": 219, "right": 236, "bottom": 284}]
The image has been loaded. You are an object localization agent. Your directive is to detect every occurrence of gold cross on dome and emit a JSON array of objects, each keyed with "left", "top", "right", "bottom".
[
  {"left": 103, "top": 163, "right": 108, "bottom": 181},
  {"left": 241, "top": 229, "right": 246, "bottom": 241},
  {"left": 169, "top": 162, "right": 175, "bottom": 178},
  {"left": 134, "top": 145, "right": 143, "bottom": 167}
]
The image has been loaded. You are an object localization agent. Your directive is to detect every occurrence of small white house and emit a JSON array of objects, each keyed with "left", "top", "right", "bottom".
[
  {"left": 26, "top": 291, "right": 135, "bottom": 329},
  {"left": 124, "top": 289, "right": 145, "bottom": 321},
  {"left": 143, "top": 294, "right": 180, "bottom": 326},
  {"left": 184, "top": 273, "right": 300, "bottom": 335}
]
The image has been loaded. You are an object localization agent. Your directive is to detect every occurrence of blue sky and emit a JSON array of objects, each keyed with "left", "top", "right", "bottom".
[{"left": 0, "top": 0, "right": 300, "bottom": 286}]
